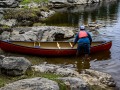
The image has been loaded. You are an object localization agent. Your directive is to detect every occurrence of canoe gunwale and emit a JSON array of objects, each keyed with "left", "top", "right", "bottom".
[
  {"left": 0, "top": 40, "right": 111, "bottom": 50},
  {"left": 0, "top": 40, "right": 112, "bottom": 56}
]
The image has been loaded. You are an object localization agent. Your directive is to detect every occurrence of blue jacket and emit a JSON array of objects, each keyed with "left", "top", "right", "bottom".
[{"left": 74, "top": 31, "right": 92, "bottom": 45}]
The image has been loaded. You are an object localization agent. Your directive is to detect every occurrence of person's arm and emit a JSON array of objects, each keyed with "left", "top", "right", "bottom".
[
  {"left": 87, "top": 32, "right": 92, "bottom": 45},
  {"left": 72, "top": 34, "right": 79, "bottom": 48}
]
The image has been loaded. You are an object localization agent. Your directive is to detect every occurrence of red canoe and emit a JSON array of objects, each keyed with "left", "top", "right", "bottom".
[{"left": 0, "top": 40, "right": 112, "bottom": 56}]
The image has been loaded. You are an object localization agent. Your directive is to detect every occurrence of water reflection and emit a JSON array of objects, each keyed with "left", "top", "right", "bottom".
[
  {"left": 0, "top": 49, "right": 111, "bottom": 72},
  {"left": 44, "top": 1, "right": 118, "bottom": 27},
  {"left": 38, "top": 50, "right": 111, "bottom": 72}
]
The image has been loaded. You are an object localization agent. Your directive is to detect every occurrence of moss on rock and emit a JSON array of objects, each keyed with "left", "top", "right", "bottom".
[{"left": 4, "top": 8, "right": 40, "bottom": 22}]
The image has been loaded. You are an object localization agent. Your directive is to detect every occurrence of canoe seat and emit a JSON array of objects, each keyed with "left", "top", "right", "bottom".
[{"left": 34, "top": 42, "right": 40, "bottom": 48}]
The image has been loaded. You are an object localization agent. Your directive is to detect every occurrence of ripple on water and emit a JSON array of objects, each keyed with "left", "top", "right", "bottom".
[{"left": 90, "top": 59, "right": 120, "bottom": 89}]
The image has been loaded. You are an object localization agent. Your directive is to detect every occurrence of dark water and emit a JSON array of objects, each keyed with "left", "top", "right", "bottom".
[{"left": 1, "top": 0, "right": 120, "bottom": 89}]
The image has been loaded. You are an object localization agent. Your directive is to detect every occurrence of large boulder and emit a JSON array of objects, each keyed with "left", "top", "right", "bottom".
[
  {"left": 2, "top": 26, "right": 74, "bottom": 41},
  {"left": 59, "top": 77, "right": 89, "bottom": 90},
  {"left": 0, "top": 56, "right": 4, "bottom": 74},
  {"left": 0, "top": 77, "right": 59, "bottom": 90},
  {"left": 0, "top": 0, "right": 23, "bottom": 8},
  {"left": 48, "top": 0, "right": 102, "bottom": 8},
  {"left": 0, "top": 31, "right": 10, "bottom": 40},
  {"left": 0, "top": 57, "right": 31, "bottom": 76},
  {"left": 2, "top": 8, "right": 55, "bottom": 26},
  {"left": 32, "top": 63, "right": 79, "bottom": 76},
  {"left": 0, "top": 19, "right": 17, "bottom": 27},
  {"left": 79, "top": 69, "right": 116, "bottom": 88}
]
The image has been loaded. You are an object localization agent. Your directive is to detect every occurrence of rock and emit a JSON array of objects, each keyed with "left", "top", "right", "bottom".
[
  {"left": 49, "top": 0, "right": 102, "bottom": 8},
  {"left": 0, "top": 57, "right": 31, "bottom": 76},
  {"left": 0, "top": 0, "right": 22, "bottom": 8},
  {"left": 0, "top": 31, "right": 10, "bottom": 40},
  {"left": 17, "top": 20, "right": 33, "bottom": 26},
  {"left": 9, "top": 34, "right": 26, "bottom": 41},
  {"left": 59, "top": 77, "right": 89, "bottom": 90},
  {"left": 0, "top": 77, "right": 59, "bottom": 90},
  {"left": 87, "top": 22, "right": 106, "bottom": 30},
  {"left": 27, "top": 2, "right": 39, "bottom": 8},
  {"left": 19, "top": 30, "right": 25, "bottom": 34},
  {"left": 3, "top": 8, "right": 39, "bottom": 25},
  {"left": 32, "top": 63, "right": 79, "bottom": 76},
  {"left": 31, "top": 63, "right": 116, "bottom": 89},
  {"left": 79, "top": 69, "right": 116, "bottom": 88},
  {"left": 0, "top": 55, "right": 5, "bottom": 60},
  {"left": 55, "top": 67, "right": 79, "bottom": 76},
  {"left": 0, "top": 55, "right": 5, "bottom": 74},
  {"left": 2, "top": 8, "right": 55, "bottom": 26},
  {"left": 5, "top": 26, "right": 74, "bottom": 41},
  {"left": 0, "top": 26, "right": 12, "bottom": 37},
  {"left": 0, "top": 8, "right": 4, "bottom": 19},
  {"left": 41, "top": 10, "right": 55, "bottom": 18},
  {"left": 41, "top": 26, "right": 74, "bottom": 41},
  {"left": 0, "top": 19, "right": 17, "bottom": 27}
]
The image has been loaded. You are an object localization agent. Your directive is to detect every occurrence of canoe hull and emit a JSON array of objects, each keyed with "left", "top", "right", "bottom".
[{"left": 0, "top": 41, "right": 112, "bottom": 56}]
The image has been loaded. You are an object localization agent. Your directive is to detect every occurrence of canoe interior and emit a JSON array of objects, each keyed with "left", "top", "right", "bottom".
[{"left": 10, "top": 41, "right": 104, "bottom": 49}]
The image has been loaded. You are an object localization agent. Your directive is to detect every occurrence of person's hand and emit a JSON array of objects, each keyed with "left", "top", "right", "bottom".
[
  {"left": 71, "top": 45, "right": 74, "bottom": 48},
  {"left": 71, "top": 46, "right": 73, "bottom": 48}
]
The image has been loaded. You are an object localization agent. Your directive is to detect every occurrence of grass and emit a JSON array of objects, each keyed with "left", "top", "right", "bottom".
[
  {"left": 0, "top": 70, "right": 67, "bottom": 90},
  {"left": 4, "top": 8, "right": 40, "bottom": 21},
  {"left": 26, "top": 69, "right": 67, "bottom": 90},
  {"left": 33, "top": 23, "right": 46, "bottom": 26},
  {"left": 20, "top": 0, "right": 48, "bottom": 5},
  {"left": 0, "top": 74, "right": 27, "bottom": 87}
]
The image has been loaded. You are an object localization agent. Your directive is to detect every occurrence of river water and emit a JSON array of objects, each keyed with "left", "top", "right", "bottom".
[{"left": 0, "top": 0, "right": 120, "bottom": 89}]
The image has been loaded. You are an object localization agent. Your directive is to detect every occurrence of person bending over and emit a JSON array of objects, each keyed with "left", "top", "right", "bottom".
[{"left": 72, "top": 25, "right": 92, "bottom": 59}]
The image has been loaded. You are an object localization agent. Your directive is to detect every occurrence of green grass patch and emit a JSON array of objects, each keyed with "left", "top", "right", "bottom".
[
  {"left": 20, "top": 0, "right": 48, "bottom": 5},
  {"left": 25, "top": 69, "right": 67, "bottom": 90},
  {"left": 4, "top": 8, "right": 40, "bottom": 21},
  {"left": 27, "top": 71, "right": 67, "bottom": 90},
  {"left": 33, "top": 23, "right": 46, "bottom": 26},
  {"left": 0, "top": 74, "right": 27, "bottom": 87},
  {"left": 20, "top": 0, "right": 31, "bottom": 4},
  {"left": 0, "top": 69, "right": 67, "bottom": 90}
]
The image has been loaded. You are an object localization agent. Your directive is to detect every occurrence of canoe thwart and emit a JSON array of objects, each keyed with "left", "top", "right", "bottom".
[
  {"left": 69, "top": 42, "right": 73, "bottom": 48},
  {"left": 57, "top": 42, "right": 61, "bottom": 49}
]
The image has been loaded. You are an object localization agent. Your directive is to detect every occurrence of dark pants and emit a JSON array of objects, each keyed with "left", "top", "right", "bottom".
[{"left": 77, "top": 43, "right": 90, "bottom": 55}]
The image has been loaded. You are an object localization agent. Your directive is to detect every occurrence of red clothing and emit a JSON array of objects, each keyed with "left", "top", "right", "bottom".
[{"left": 79, "top": 31, "right": 88, "bottom": 38}]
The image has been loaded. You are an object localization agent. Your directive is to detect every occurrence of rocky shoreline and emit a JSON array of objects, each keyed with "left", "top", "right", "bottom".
[{"left": 0, "top": 55, "right": 116, "bottom": 90}]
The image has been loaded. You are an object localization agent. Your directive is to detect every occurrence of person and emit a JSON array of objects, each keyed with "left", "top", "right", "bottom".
[{"left": 72, "top": 25, "right": 92, "bottom": 59}]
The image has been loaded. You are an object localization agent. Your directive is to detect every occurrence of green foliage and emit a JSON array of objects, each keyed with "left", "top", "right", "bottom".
[
  {"left": 0, "top": 78, "right": 5, "bottom": 87},
  {"left": 20, "top": 0, "right": 48, "bottom": 5},
  {"left": 0, "top": 74, "right": 27, "bottom": 88},
  {"left": 89, "top": 85, "right": 114, "bottom": 90},
  {"left": 25, "top": 69, "right": 67, "bottom": 90},
  {"left": 33, "top": 23, "right": 46, "bottom": 26},
  {"left": 54, "top": 79, "right": 67, "bottom": 90},
  {"left": 40, "top": 6, "right": 49, "bottom": 12},
  {"left": 4, "top": 8, "right": 40, "bottom": 22},
  {"left": 20, "top": 0, "right": 31, "bottom": 4},
  {"left": 29, "top": 72, "right": 67, "bottom": 90},
  {"left": 0, "top": 71, "right": 67, "bottom": 89},
  {"left": 1, "top": 25, "right": 10, "bottom": 29}
]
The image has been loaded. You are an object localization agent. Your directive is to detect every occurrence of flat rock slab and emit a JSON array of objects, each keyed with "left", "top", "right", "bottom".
[{"left": 0, "top": 77, "right": 59, "bottom": 90}]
